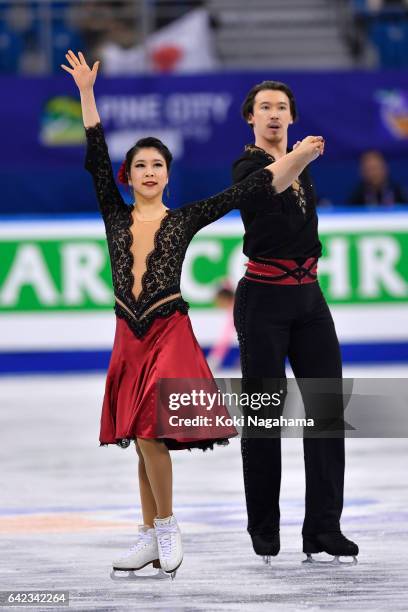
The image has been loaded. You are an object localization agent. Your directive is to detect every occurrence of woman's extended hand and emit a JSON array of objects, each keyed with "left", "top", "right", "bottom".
[
  {"left": 61, "top": 50, "right": 100, "bottom": 92},
  {"left": 295, "top": 136, "right": 325, "bottom": 163}
]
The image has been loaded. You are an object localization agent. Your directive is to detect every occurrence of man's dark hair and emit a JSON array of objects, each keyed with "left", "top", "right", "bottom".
[
  {"left": 125, "top": 137, "right": 173, "bottom": 175},
  {"left": 241, "top": 80, "right": 298, "bottom": 124}
]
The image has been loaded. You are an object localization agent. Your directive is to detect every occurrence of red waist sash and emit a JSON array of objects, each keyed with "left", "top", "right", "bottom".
[{"left": 245, "top": 257, "right": 318, "bottom": 285}]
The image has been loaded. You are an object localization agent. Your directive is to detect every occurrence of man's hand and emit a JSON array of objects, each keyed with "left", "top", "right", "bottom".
[{"left": 61, "top": 50, "right": 100, "bottom": 92}]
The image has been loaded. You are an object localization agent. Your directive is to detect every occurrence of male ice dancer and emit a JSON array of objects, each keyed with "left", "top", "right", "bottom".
[{"left": 232, "top": 81, "right": 359, "bottom": 564}]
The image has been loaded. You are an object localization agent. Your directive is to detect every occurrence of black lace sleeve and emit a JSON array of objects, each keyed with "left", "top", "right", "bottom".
[
  {"left": 181, "top": 168, "right": 277, "bottom": 235},
  {"left": 84, "top": 122, "right": 128, "bottom": 219}
]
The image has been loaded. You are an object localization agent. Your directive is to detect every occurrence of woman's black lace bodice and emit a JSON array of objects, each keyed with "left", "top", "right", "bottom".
[{"left": 85, "top": 122, "right": 276, "bottom": 337}]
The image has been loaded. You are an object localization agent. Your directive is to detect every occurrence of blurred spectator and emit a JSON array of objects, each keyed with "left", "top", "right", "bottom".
[
  {"left": 349, "top": 150, "right": 407, "bottom": 205},
  {"left": 214, "top": 286, "right": 234, "bottom": 308},
  {"left": 206, "top": 282, "right": 236, "bottom": 372}
]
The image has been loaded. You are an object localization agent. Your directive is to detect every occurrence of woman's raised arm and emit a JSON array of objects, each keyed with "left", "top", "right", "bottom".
[
  {"left": 61, "top": 50, "right": 128, "bottom": 220},
  {"left": 61, "top": 50, "right": 100, "bottom": 128}
]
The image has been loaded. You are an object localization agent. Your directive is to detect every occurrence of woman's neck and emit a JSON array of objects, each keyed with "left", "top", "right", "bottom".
[{"left": 133, "top": 195, "right": 167, "bottom": 220}]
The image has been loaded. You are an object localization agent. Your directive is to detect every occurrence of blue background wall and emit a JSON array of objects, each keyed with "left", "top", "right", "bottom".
[{"left": 1, "top": 70, "right": 407, "bottom": 214}]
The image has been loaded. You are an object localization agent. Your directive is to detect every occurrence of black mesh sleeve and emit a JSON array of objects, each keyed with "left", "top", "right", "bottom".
[
  {"left": 181, "top": 168, "right": 277, "bottom": 235},
  {"left": 84, "top": 122, "right": 129, "bottom": 220}
]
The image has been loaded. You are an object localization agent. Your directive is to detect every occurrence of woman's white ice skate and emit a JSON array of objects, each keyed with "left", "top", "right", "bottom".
[
  {"left": 154, "top": 515, "right": 183, "bottom": 579},
  {"left": 110, "top": 525, "right": 168, "bottom": 580}
]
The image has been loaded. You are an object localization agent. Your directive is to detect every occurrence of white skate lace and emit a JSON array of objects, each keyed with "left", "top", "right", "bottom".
[
  {"left": 155, "top": 524, "right": 178, "bottom": 559},
  {"left": 123, "top": 531, "right": 152, "bottom": 557}
]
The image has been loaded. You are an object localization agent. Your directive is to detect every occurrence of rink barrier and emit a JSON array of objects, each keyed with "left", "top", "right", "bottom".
[
  {"left": 1, "top": 343, "right": 408, "bottom": 374},
  {"left": 1, "top": 210, "right": 408, "bottom": 372}
]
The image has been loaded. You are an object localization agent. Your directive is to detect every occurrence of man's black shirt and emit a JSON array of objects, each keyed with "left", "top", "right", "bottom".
[{"left": 232, "top": 145, "right": 322, "bottom": 261}]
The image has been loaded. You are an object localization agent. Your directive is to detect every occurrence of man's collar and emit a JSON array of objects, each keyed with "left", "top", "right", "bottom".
[
  {"left": 244, "top": 143, "right": 291, "bottom": 159},
  {"left": 244, "top": 144, "right": 275, "bottom": 162}
]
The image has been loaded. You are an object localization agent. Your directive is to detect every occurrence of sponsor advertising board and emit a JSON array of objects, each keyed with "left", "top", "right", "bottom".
[{"left": 1, "top": 211, "right": 407, "bottom": 370}]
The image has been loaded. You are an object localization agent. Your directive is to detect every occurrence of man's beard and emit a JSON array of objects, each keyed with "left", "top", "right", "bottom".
[{"left": 265, "top": 132, "right": 284, "bottom": 145}]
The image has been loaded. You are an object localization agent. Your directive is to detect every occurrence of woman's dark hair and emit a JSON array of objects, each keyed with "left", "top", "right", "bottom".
[
  {"left": 241, "top": 80, "right": 298, "bottom": 123},
  {"left": 125, "top": 137, "right": 173, "bottom": 176}
]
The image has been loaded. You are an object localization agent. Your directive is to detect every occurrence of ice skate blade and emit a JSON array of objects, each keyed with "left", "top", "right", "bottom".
[
  {"left": 162, "top": 557, "right": 183, "bottom": 580},
  {"left": 262, "top": 556, "right": 272, "bottom": 565},
  {"left": 302, "top": 553, "right": 358, "bottom": 566},
  {"left": 110, "top": 568, "right": 169, "bottom": 581}
]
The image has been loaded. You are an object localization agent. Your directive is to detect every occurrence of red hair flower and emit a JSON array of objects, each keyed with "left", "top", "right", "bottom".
[{"left": 117, "top": 160, "right": 128, "bottom": 185}]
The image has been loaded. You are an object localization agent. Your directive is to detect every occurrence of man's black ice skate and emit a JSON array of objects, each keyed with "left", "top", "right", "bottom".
[
  {"left": 303, "top": 531, "right": 359, "bottom": 566},
  {"left": 251, "top": 532, "right": 280, "bottom": 565}
]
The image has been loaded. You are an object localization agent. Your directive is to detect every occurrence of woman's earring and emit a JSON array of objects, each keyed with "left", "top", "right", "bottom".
[{"left": 166, "top": 184, "right": 170, "bottom": 200}]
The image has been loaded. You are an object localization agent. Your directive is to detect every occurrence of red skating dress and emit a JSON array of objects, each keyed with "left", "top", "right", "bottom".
[{"left": 85, "top": 123, "right": 276, "bottom": 450}]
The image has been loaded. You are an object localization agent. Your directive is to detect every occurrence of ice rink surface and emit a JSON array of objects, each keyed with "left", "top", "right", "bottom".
[{"left": 0, "top": 366, "right": 407, "bottom": 611}]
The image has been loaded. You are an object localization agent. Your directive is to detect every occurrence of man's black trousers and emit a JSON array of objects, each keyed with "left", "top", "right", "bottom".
[{"left": 233, "top": 278, "right": 345, "bottom": 537}]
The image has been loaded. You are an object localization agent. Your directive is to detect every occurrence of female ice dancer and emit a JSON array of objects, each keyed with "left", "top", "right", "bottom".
[
  {"left": 232, "top": 80, "right": 359, "bottom": 564},
  {"left": 61, "top": 52, "right": 324, "bottom": 578}
]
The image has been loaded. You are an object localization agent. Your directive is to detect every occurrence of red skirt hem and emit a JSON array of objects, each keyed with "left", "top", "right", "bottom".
[{"left": 99, "top": 311, "right": 237, "bottom": 451}]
